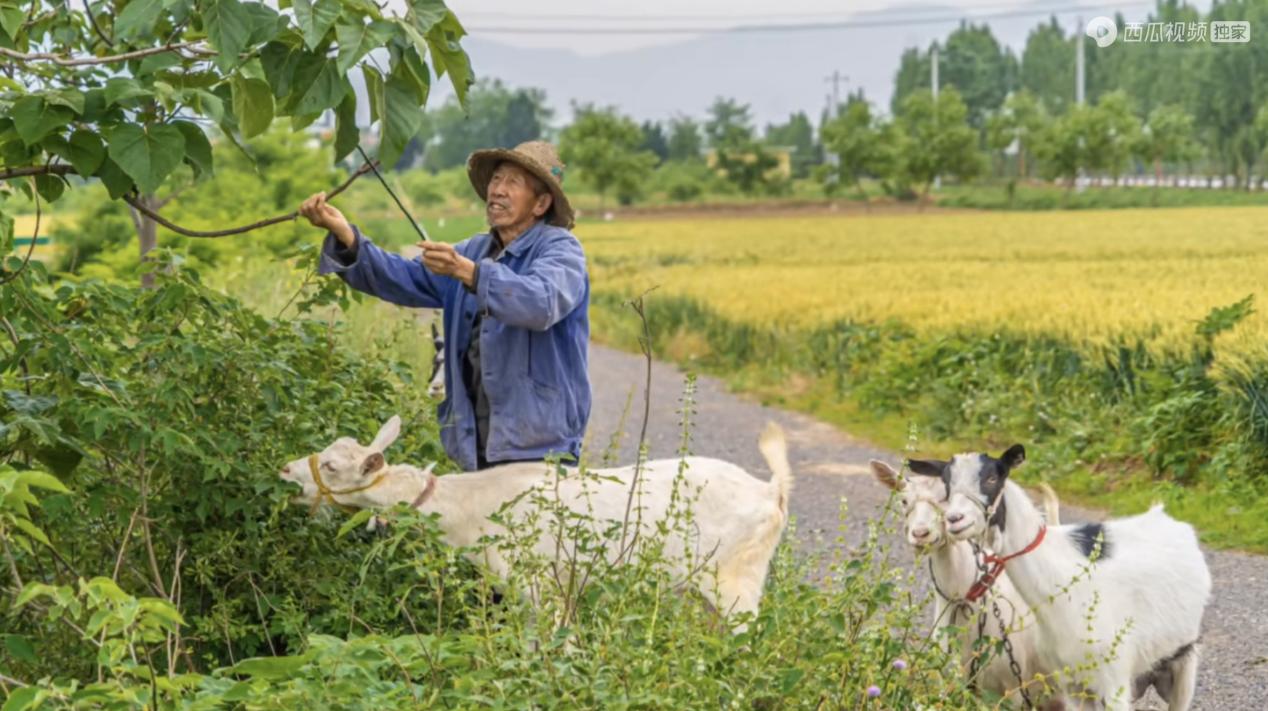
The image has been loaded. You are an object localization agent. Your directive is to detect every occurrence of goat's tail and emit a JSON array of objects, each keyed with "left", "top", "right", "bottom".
[
  {"left": 1168, "top": 642, "right": 1200, "bottom": 711},
  {"left": 1038, "top": 482, "right": 1061, "bottom": 526},
  {"left": 759, "top": 421, "right": 793, "bottom": 515}
]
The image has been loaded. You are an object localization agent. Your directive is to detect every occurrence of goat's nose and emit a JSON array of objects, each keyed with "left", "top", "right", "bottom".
[
  {"left": 946, "top": 512, "right": 964, "bottom": 525},
  {"left": 912, "top": 526, "right": 931, "bottom": 539}
]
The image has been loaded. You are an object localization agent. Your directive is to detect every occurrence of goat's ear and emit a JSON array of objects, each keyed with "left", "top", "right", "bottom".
[
  {"left": 1000, "top": 444, "right": 1026, "bottom": 472},
  {"left": 369, "top": 415, "right": 401, "bottom": 452},
  {"left": 361, "top": 452, "right": 385, "bottom": 476},
  {"left": 869, "top": 460, "right": 905, "bottom": 491},
  {"left": 907, "top": 458, "right": 946, "bottom": 479}
]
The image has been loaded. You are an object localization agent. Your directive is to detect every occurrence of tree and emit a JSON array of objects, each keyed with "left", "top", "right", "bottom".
[
  {"left": 1136, "top": 105, "right": 1197, "bottom": 202},
  {"left": 639, "top": 121, "right": 670, "bottom": 164},
  {"left": 985, "top": 90, "right": 1046, "bottom": 179},
  {"left": 667, "top": 116, "right": 703, "bottom": 161},
  {"left": 421, "top": 79, "right": 553, "bottom": 171},
  {"left": 1031, "top": 94, "right": 1139, "bottom": 192},
  {"left": 559, "top": 105, "right": 657, "bottom": 211},
  {"left": 941, "top": 22, "right": 1011, "bottom": 127},
  {"left": 0, "top": 0, "right": 472, "bottom": 285},
  {"left": 705, "top": 97, "right": 781, "bottom": 195},
  {"left": 1085, "top": 91, "right": 1142, "bottom": 180},
  {"left": 1020, "top": 18, "right": 1072, "bottom": 114},
  {"left": 892, "top": 88, "right": 983, "bottom": 201},
  {"left": 820, "top": 99, "right": 885, "bottom": 202},
  {"left": 765, "top": 112, "right": 817, "bottom": 179},
  {"left": 892, "top": 46, "right": 933, "bottom": 116}
]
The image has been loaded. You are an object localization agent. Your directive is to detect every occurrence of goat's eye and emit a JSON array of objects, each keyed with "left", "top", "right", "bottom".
[{"left": 321, "top": 462, "right": 333, "bottom": 471}]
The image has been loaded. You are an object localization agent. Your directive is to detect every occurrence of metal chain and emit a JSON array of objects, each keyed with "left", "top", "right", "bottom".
[{"left": 968, "top": 542, "right": 1035, "bottom": 709}]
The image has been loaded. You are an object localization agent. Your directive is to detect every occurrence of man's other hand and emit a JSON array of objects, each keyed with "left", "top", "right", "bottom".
[
  {"left": 299, "top": 192, "right": 355, "bottom": 249},
  {"left": 419, "top": 241, "right": 476, "bottom": 288}
]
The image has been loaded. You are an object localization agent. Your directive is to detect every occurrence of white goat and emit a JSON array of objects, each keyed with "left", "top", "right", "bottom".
[
  {"left": 937, "top": 447, "right": 1210, "bottom": 710},
  {"left": 279, "top": 415, "right": 794, "bottom": 629},
  {"left": 871, "top": 460, "right": 1064, "bottom": 708}
]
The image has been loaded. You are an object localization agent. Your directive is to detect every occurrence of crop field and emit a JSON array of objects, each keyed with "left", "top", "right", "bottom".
[{"left": 584, "top": 207, "right": 1268, "bottom": 355}]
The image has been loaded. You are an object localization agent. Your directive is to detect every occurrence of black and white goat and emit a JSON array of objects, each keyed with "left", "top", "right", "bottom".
[
  {"left": 928, "top": 447, "right": 1210, "bottom": 710},
  {"left": 871, "top": 460, "right": 1064, "bottom": 707}
]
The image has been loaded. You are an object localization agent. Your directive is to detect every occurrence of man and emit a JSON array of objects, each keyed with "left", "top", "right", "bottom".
[{"left": 299, "top": 141, "right": 590, "bottom": 471}]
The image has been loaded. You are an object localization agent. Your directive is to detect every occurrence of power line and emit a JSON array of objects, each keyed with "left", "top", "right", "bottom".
[
  {"left": 457, "top": 0, "right": 1134, "bottom": 23},
  {"left": 467, "top": 2, "right": 1151, "bottom": 35}
]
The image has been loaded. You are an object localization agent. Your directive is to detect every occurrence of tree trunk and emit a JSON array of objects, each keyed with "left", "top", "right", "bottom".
[
  {"left": 128, "top": 194, "right": 160, "bottom": 288},
  {"left": 1018, "top": 144, "right": 1026, "bottom": 181}
]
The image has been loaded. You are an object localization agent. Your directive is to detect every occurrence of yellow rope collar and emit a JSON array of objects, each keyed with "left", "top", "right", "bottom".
[{"left": 308, "top": 453, "right": 388, "bottom": 515}]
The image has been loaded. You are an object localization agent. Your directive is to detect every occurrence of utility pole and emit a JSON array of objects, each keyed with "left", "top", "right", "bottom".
[
  {"left": 824, "top": 70, "right": 847, "bottom": 114},
  {"left": 931, "top": 45, "right": 939, "bottom": 101},
  {"left": 1076, "top": 16, "right": 1086, "bottom": 105},
  {"left": 932, "top": 44, "right": 941, "bottom": 190},
  {"left": 1075, "top": 17, "right": 1087, "bottom": 192}
]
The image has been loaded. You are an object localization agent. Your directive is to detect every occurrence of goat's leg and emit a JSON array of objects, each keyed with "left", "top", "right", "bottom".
[{"left": 1164, "top": 644, "right": 1199, "bottom": 711}]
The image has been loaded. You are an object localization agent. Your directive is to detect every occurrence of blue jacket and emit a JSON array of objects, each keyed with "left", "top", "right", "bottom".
[{"left": 318, "top": 220, "right": 591, "bottom": 471}]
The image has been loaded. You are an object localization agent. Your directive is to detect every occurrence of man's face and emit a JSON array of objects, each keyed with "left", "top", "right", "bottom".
[{"left": 486, "top": 162, "right": 549, "bottom": 230}]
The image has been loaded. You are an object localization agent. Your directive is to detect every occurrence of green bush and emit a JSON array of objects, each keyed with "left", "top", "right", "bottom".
[{"left": 1, "top": 256, "right": 1001, "bottom": 708}]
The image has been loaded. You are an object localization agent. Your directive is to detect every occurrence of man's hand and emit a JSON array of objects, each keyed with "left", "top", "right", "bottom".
[
  {"left": 299, "top": 192, "right": 355, "bottom": 249},
  {"left": 419, "top": 241, "right": 476, "bottom": 288}
]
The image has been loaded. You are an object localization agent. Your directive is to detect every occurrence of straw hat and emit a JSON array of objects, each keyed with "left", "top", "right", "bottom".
[{"left": 467, "top": 141, "right": 575, "bottom": 230}]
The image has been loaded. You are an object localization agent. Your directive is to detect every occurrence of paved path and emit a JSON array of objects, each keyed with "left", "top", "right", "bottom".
[{"left": 585, "top": 343, "right": 1268, "bottom": 710}]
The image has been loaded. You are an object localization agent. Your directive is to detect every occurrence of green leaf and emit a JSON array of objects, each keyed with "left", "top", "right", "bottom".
[
  {"left": 17, "top": 469, "right": 71, "bottom": 493},
  {"left": 1, "top": 686, "right": 45, "bottom": 711},
  {"left": 95, "top": 157, "right": 134, "bottom": 199},
  {"left": 362, "top": 64, "right": 384, "bottom": 125},
  {"left": 104, "top": 77, "right": 152, "bottom": 107},
  {"left": 334, "top": 90, "right": 359, "bottom": 162},
  {"left": 173, "top": 121, "right": 213, "bottom": 178},
  {"left": 230, "top": 653, "right": 313, "bottom": 680},
  {"left": 425, "top": 11, "right": 472, "bottom": 109},
  {"left": 335, "top": 19, "right": 393, "bottom": 74},
  {"left": 0, "top": 5, "right": 25, "bottom": 41},
  {"left": 33, "top": 174, "right": 64, "bottom": 203},
  {"left": 187, "top": 89, "right": 225, "bottom": 122},
  {"left": 3, "top": 634, "right": 37, "bottom": 664},
  {"left": 408, "top": 0, "right": 449, "bottom": 34},
  {"left": 137, "top": 51, "right": 182, "bottom": 76},
  {"left": 106, "top": 123, "right": 186, "bottom": 195},
  {"left": 242, "top": 1, "right": 282, "bottom": 45},
  {"left": 293, "top": 0, "right": 338, "bottom": 50},
  {"left": 260, "top": 40, "right": 305, "bottom": 99},
  {"left": 336, "top": 509, "right": 374, "bottom": 538},
  {"left": 43, "top": 89, "right": 85, "bottom": 115},
  {"left": 49, "top": 130, "right": 106, "bottom": 177},
  {"left": 11, "top": 517, "right": 50, "bottom": 547},
  {"left": 10, "top": 97, "right": 73, "bottom": 145},
  {"left": 397, "top": 46, "right": 430, "bottom": 105},
  {"left": 203, "top": 0, "right": 251, "bottom": 72},
  {"left": 13, "top": 583, "right": 57, "bottom": 609},
  {"left": 379, "top": 74, "right": 423, "bottom": 168},
  {"left": 231, "top": 75, "right": 275, "bottom": 138},
  {"left": 115, "top": 0, "right": 163, "bottom": 40},
  {"left": 292, "top": 62, "right": 346, "bottom": 116}
]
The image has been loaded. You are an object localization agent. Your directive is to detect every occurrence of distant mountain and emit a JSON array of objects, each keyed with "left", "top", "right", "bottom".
[{"left": 433, "top": 1, "right": 1116, "bottom": 127}]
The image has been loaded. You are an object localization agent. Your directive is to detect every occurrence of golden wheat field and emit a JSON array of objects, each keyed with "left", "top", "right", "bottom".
[{"left": 581, "top": 207, "right": 1268, "bottom": 353}]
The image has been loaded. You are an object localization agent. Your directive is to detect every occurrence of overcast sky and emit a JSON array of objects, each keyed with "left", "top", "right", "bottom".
[{"left": 447, "top": 0, "right": 1216, "bottom": 55}]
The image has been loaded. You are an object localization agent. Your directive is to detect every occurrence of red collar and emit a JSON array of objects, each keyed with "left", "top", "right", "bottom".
[{"left": 965, "top": 525, "right": 1046, "bottom": 603}]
